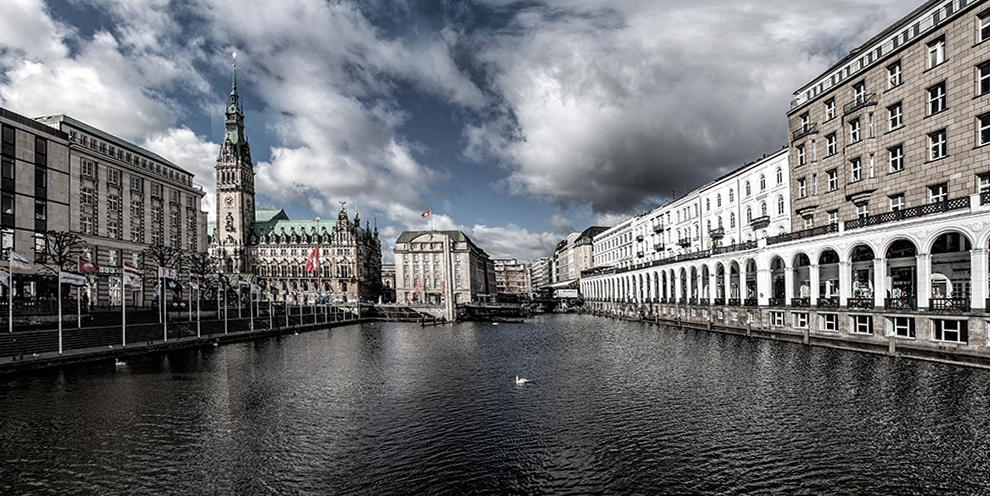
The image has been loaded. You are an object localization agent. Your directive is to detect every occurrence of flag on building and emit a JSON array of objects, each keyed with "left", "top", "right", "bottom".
[
  {"left": 10, "top": 252, "right": 31, "bottom": 272},
  {"left": 256, "top": 277, "right": 267, "bottom": 289},
  {"left": 304, "top": 246, "right": 319, "bottom": 272},
  {"left": 421, "top": 209, "right": 431, "bottom": 218},
  {"left": 251, "top": 284, "right": 260, "bottom": 295},
  {"left": 78, "top": 258, "right": 100, "bottom": 273},
  {"left": 237, "top": 276, "right": 249, "bottom": 286},
  {"left": 165, "top": 279, "right": 184, "bottom": 292},
  {"left": 158, "top": 266, "right": 177, "bottom": 279},
  {"left": 59, "top": 271, "right": 87, "bottom": 287},
  {"left": 123, "top": 264, "right": 142, "bottom": 290},
  {"left": 218, "top": 273, "right": 231, "bottom": 291},
  {"left": 0, "top": 269, "right": 9, "bottom": 288}
]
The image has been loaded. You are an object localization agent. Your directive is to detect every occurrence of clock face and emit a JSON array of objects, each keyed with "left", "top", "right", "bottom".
[{"left": 223, "top": 195, "right": 234, "bottom": 207}]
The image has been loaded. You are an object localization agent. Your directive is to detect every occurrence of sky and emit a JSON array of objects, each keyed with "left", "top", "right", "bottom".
[{"left": 0, "top": 0, "right": 913, "bottom": 264}]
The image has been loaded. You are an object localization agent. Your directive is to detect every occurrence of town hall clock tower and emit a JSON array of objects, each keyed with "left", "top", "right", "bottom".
[{"left": 215, "top": 56, "right": 255, "bottom": 273}]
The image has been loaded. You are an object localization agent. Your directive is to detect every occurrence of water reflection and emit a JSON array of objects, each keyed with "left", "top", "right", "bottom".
[{"left": 1, "top": 315, "right": 989, "bottom": 494}]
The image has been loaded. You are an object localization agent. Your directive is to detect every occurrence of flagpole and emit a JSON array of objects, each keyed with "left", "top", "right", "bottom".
[
  {"left": 188, "top": 274, "right": 192, "bottom": 322},
  {"left": 224, "top": 281, "right": 229, "bottom": 335},
  {"left": 57, "top": 270, "right": 63, "bottom": 355},
  {"left": 76, "top": 285, "right": 81, "bottom": 329},
  {"left": 8, "top": 257, "right": 12, "bottom": 334},
  {"left": 122, "top": 285, "right": 127, "bottom": 347},
  {"left": 249, "top": 282, "right": 254, "bottom": 332},
  {"left": 162, "top": 273, "right": 168, "bottom": 342}
]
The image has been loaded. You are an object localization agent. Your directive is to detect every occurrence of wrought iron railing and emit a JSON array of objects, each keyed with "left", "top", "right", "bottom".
[
  {"left": 744, "top": 298, "right": 758, "bottom": 307},
  {"left": 847, "top": 297, "right": 873, "bottom": 309},
  {"left": 713, "top": 297, "right": 725, "bottom": 306},
  {"left": 749, "top": 215, "right": 771, "bottom": 230},
  {"left": 845, "top": 197, "right": 969, "bottom": 230},
  {"left": 792, "top": 123, "right": 819, "bottom": 141},
  {"left": 769, "top": 297, "right": 786, "bottom": 306},
  {"left": 982, "top": 191, "right": 990, "bottom": 205},
  {"left": 817, "top": 297, "right": 839, "bottom": 308},
  {"left": 653, "top": 224, "right": 664, "bottom": 233},
  {"left": 930, "top": 297, "right": 969, "bottom": 312},
  {"left": 843, "top": 92, "right": 878, "bottom": 115},
  {"left": 727, "top": 298, "right": 741, "bottom": 306},
  {"left": 792, "top": 298, "right": 810, "bottom": 307},
  {"left": 767, "top": 223, "right": 838, "bottom": 245},
  {"left": 884, "top": 297, "right": 916, "bottom": 310}
]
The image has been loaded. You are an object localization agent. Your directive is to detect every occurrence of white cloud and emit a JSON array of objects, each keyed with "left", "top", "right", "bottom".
[{"left": 141, "top": 127, "right": 220, "bottom": 219}]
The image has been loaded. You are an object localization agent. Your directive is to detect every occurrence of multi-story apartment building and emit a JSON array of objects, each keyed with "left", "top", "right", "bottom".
[
  {"left": 583, "top": 0, "right": 990, "bottom": 361},
  {"left": 494, "top": 258, "right": 531, "bottom": 301},
  {"left": 381, "top": 263, "right": 396, "bottom": 303},
  {"left": 208, "top": 66, "right": 382, "bottom": 304},
  {"left": 35, "top": 114, "right": 208, "bottom": 307},
  {"left": 553, "top": 227, "right": 608, "bottom": 283},
  {"left": 787, "top": 0, "right": 989, "bottom": 230},
  {"left": 393, "top": 230, "right": 496, "bottom": 305},
  {"left": 592, "top": 219, "right": 634, "bottom": 269},
  {"left": 528, "top": 256, "right": 552, "bottom": 296},
  {"left": 0, "top": 107, "right": 71, "bottom": 301}
]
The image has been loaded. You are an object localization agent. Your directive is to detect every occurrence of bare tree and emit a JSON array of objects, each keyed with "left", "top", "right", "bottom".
[
  {"left": 40, "top": 230, "right": 86, "bottom": 272},
  {"left": 141, "top": 245, "right": 186, "bottom": 275}
]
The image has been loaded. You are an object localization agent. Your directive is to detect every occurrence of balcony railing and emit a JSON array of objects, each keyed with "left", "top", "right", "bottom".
[
  {"left": 982, "top": 191, "right": 990, "bottom": 205},
  {"left": 847, "top": 297, "right": 873, "bottom": 309},
  {"left": 654, "top": 245, "right": 664, "bottom": 252},
  {"left": 714, "top": 297, "right": 725, "bottom": 306},
  {"left": 818, "top": 297, "right": 839, "bottom": 308},
  {"left": 930, "top": 297, "right": 969, "bottom": 312},
  {"left": 744, "top": 298, "right": 758, "bottom": 307},
  {"left": 767, "top": 223, "right": 838, "bottom": 245},
  {"left": 689, "top": 297, "right": 698, "bottom": 305},
  {"left": 709, "top": 227, "right": 725, "bottom": 240},
  {"left": 884, "top": 297, "right": 916, "bottom": 311},
  {"left": 792, "top": 122, "right": 819, "bottom": 141},
  {"left": 791, "top": 298, "right": 810, "bottom": 307},
  {"left": 652, "top": 224, "right": 664, "bottom": 233},
  {"left": 636, "top": 235, "right": 644, "bottom": 242},
  {"left": 845, "top": 197, "right": 969, "bottom": 230},
  {"left": 727, "top": 298, "right": 741, "bottom": 306},
  {"left": 769, "top": 297, "right": 786, "bottom": 306},
  {"left": 749, "top": 215, "right": 770, "bottom": 230},
  {"left": 677, "top": 238, "right": 691, "bottom": 248},
  {"left": 636, "top": 251, "right": 644, "bottom": 258},
  {"left": 843, "top": 92, "right": 878, "bottom": 115}
]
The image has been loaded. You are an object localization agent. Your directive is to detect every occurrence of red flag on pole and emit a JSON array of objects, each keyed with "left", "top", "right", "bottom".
[
  {"left": 421, "top": 209, "right": 431, "bottom": 218},
  {"left": 78, "top": 258, "right": 100, "bottom": 273},
  {"left": 304, "top": 246, "right": 319, "bottom": 272}
]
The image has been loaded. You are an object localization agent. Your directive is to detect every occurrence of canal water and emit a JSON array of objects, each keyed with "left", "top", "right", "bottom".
[{"left": 1, "top": 314, "right": 989, "bottom": 495}]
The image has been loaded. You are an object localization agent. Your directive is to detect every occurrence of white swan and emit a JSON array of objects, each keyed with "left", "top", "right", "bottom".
[
  {"left": 115, "top": 358, "right": 126, "bottom": 366},
  {"left": 515, "top": 375, "right": 529, "bottom": 385}
]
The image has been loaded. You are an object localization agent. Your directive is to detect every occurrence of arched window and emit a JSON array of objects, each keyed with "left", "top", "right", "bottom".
[
  {"left": 717, "top": 194, "right": 722, "bottom": 207},
  {"left": 706, "top": 198, "right": 710, "bottom": 211},
  {"left": 776, "top": 167, "right": 783, "bottom": 184},
  {"left": 761, "top": 202, "right": 767, "bottom": 217},
  {"left": 746, "top": 207, "right": 752, "bottom": 223},
  {"left": 729, "top": 189, "right": 734, "bottom": 202},
  {"left": 745, "top": 181, "right": 751, "bottom": 196},
  {"left": 777, "top": 196, "right": 785, "bottom": 215},
  {"left": 718, "top": 216, "right": 723, "bottom": 228},
  {"left": 707, "top": 220, "right": 712, "bottom": 232},
  {"left": 760, "top": 174, "right": 766, "bottom": 190},
  {"left": 730, "top": 212, "right": 736, "bottom": 228}
]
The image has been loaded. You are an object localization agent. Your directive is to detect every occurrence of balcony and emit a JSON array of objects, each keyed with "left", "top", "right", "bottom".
[
  {"left": 769, "top": 297, "right": 786, "bottom": 306},
  {"left": 791, "top": 298, "right": 810, "bottom": 307},
  {"left": 749, "top": 215, "right": 770, "bottom": 230},
  {"left": 847, "top": 297, "right": 873, "bottom": 309},
  {"left": 792, "top": 122, "right": 819, "bottom": 141},
  {"left": 709, "top": 227, "right": 724, "bottom": 240},
  {"left": 636, "top": 251, "right": 644, "bottom": 258},
  {"left": 744, "top": 298, "right": 758, "bottom": 307},
  {"left": 885, "top": 297, "right": 916, "bottom": 311},
  {"left": 844, "top": 197, "right": 969, "bottom": 230},
  {"left": 677, "top": 238, "right": 691, "bottom": 248},
  {"left": 713, "top": 297, "right": 725, "bottom": 306},
  {"left": 652, "top": 224, "right": 664, "bottom": 234},
  {"left": 817, "top": 297, "right": 839, "bottom": 308},
  {"left": 654, "top": 244, "right": 665, "bottom": 252},
  {"left": 767, "top": 223, "right": 838, "bottom": 245},
  {"left": 843, "top": 92, "right": 878, "bottom": 115},
  {"left": 727, "top": 298, "right": 741, "bottom": 306},
  {"left": 930, "top": 297, "right": 969, "bottom": 312}
]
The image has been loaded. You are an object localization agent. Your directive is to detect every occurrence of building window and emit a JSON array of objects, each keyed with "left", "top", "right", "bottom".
[
  {"left": 108, "top": 195, "right": 119, "bottom": 212},
  {"left": 793, "top": 312, "right": 809, "bottom": 329},
  {"left": 928, "top": 82, "right": 946, "bottom": 115},
  {"left": 81, "top": 187, "right": 94, "bottom": 206},
  {"left": 746, "top": 207, "right": 752, "bottom": 223},
  {"left": 81, "top": 216, "right": 93, "bottom": 234},
  {"left": 151, "top": 183, "right": 162, "bottom": 198},
  {"left": 131, "top": 225, "right": 141, "bottom": 242},
  {"left": 929, "top": 183, "right": 948, "bottom": 203},
  {"left": 716, "top": 194, "right": 721, "bottom": 207},
  {"left": 800, "top": 112, "right": 810, "bottom": 132},
  {"left": 827, "top": 169, "right": 838, "bottom": 191},
  {"left": 980, "top": 174, "right": 990, "bottom": 195},
  {"left": 932, "top": 319, "right": 967, "bottom": 343},
  {"left": 777, "top": 196, "right": 785, "bottom": 215},
  {"left": 852, "top": 315, "right": 873, "bottom": 335},
  {"left": 888, "top": 103, "right": 902, "bottom": 130},
  {"left": 107, "top": 221, "right": 119, "bottom": 239},
  {"left": 81, "top": 159, "right": 94, "bottom": 177},
  {"left": 849, "top": 119, "right": 860, "bottom": 143},
  {"left": 107, "top": 167, "right": 120, "bottom": 185},
  {"left": 885, "top": 145, "right": 903, "bottom": 173},
  {"left": 887, "top": 61, "right": 901, "bottom": 88},
  {"left": 730, "top": 213, "right": 735, "bottom": 228},
  {"left": 825, "top": 99, "right": 835, "bottom": 120},
  {"left": 821, "top": 313, "right": 838, "bottom": 331},
  {"left": 798, "top": 178, "right": 807, "bottom": 198},
  {"left": 853, "top": 81, "right": 866, "bottom": 104},
  {"left": 729, "top": 189, "right": 734, "bottom": 202},
  {"left": 892, "top": 316, "right": 915, "bottom": 338},
  {"left": 979, "top": 113, "right": 990, "bottom": 146},
  {"left": 35, "top": 200, "right": 46, "bottom": 221},
  {"left": 856, "top": 202, "right": 869, "bottom": 219},
  {"left": 130, "top": 201, "right": 142, "bottom": 217},
  {"left": 803, "top": 216, "right": 813, "bottom": 229},
  {"left": 131, "top": 176, "right": 143, "bottom": 192},
  {"left": 979, "top": 62, "right": 990, "bottom": 96},
  {"left": 928, "top": 129, "right": 947, "bottom": 161},
  {"left": 981, "top": 12, "right": 990, "bottom": 43},
  {"left": 826, "top": 134, "right": 836, "bottom": 155},
  {"left": 889, "top": 194, "right": 904, "bottom": 211},
  {"left": 771, "top": 311, "right": 784, "bottom": 327},
  {"left": 776, "top": 167, "right": 783, "bottom": 184},
  {"left": 928, "top": 38, "right": 945, "bottom": 69},
  {"left": 850, "top": 158, "right": 861, "bottom": 182},
  {"left": 828, "top": 210, "right": 838, "bottom": 225},
  {"left": 760, "top": 175, "right": 766, "bottom": 191}
]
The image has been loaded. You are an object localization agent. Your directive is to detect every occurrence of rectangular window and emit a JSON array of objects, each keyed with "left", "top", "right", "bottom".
[
  {"left": 893, "top": 317, "right": 915, "bottom": 338},
  {"left": 884, "top": 145, "right": 902, "bottom": 173},
  {"left": 929, "top": 183, "right": 948, "bottom": 203},
  {"left": 772, "top": 311, "right": 784, "bottom": 327},
  {"left": 856, "top": 202, "right": 869, "bottom": 219},
  {"left": 826, "top": 134, "right": 836, "bottom": 155},
  {"left": 887, "top": 61, "right": 901, "bottom": 88},
  {"left": 828, "top": 210, "right": 838, "bottom": 225},
  {"left": 928, "top": 82, "right": 946, "bottom": 115},
  {"left": 34, "top": 137, "right": 47, "bottom": 166},
  {"left": 821, "top": 313, "right": 838, "bottom": 331},
  {"left": 107, "top": 221, "right": 119, "bottom": 239},
  {"left": 35, "top": 200, "right": 46, "bottom": 221},
  {"left": 929, "top": 130, "right": 947, "bottom": 160},
  {"left": 152, "top": 206, "right": 162, "bottom": 223},
  {"left": 107, "top": 168, "right": 120, "bottom": 185},
  {"left": 131, "top": 225, "right": 142, "bottom": 242},
  {"left": 928, "top": 38, "right": 945, "bottom": 69},
  {"left": 151, "top": 183, "right": 162, "bottom": 198},
  {"left": 130, "top": 176, "right": 143, "bottom": 192},
  {"left": 888, "top": 103, "right": 902, "bottom": 130},
  {"left": 798, "top": 178, "right": 807, "bottom": 198},
  {"left": 889, "top": 194, "right": 904, "bottom": 211},
  {"left": 827, "top": 169, "right": 838, "bottom": 191},
  {"left": 793, "top": 312, "right": 809, "bottom": 329},
  {"left": 81, "top": 216, "right": 93, "bottom": 235},
  {"left": 932, "top": 319, "right": 967, "bottom": 343},
  {"left": 980, "top": 13, "right": 990, "bottom": 43},
  {"left": 979, "top": 62, "right": 990, "bottom": 96},
  {"left": 800, "top": 113, "right": 810, "bottom": 131},
  {"left": 853, "top": 82, "right": 866, "bottom": 104},
  {"left": 803, "top": 216, "right": 813, "bottom": 229},
  {"left": 850, "top": 158, "right": 861, "bottom": 182},
  {"left": 980, "top": 174, "right": 990, "bottom": 194},
  {"left": 979, "top": 113, "right": 990, "bottom": 146},
  {"left": 81, "top": 188, "right": 94, "bottom": 206},
  {"left": 108, "top": 195, "right": 119, "bottom": 212},
  {"left": 852, "top": 315, "right": 873, "bottom": 335},
  {"left": 1, "top": 125, "right": 14, "bottom": 157},
  {"left": 797, "top": 144, "right": 806, "bottom": 165},
  {"left": 849, "top": 119, "right": 861, "bottom": 142},
  {"left": 825, "top": 99, "right": 836, "bottom": 120},
  {"left": 81, "top": 159, "right": 95, "bottom": 177}
]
